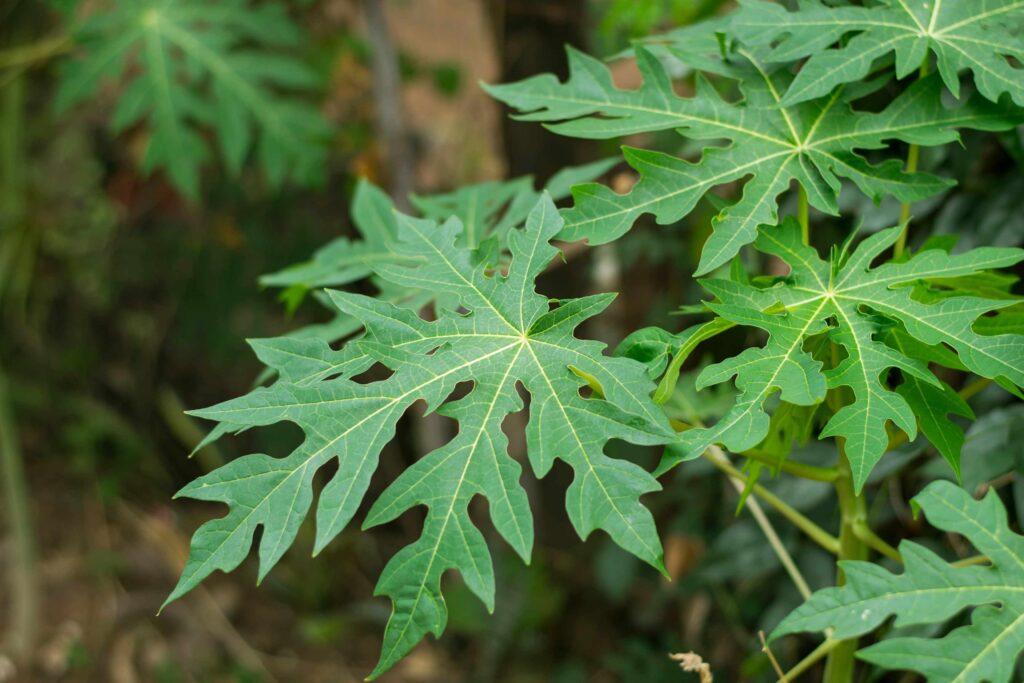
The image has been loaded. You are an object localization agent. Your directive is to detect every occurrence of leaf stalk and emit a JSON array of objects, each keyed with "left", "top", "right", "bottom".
[
  {"left": 741, "top": 448, "right": 838, "bottom": 483},
  {"left": 893, "top": 59, "right": 932, "bottom": 258},
  {"left": 701, "top": 448, "right": 840, "bottom": 556},
  {"left": 784, "top": 638, "right": 842, "bottom": 681}
]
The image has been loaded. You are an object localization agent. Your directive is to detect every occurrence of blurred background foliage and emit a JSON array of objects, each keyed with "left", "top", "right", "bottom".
[{"left": 0, "top": 1, "right": 1020, "bottom": 682}]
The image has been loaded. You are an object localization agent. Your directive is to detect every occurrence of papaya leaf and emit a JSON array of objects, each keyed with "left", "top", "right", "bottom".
[
  {"left": 773, "top": 480, "right": 1024, "bottom": 682},
  {"left": 660, "top": 218, "right": 1024, "bottom": 490},
  {"left": 56, "top": 0, "right": 332, "bottom": 198},
  {"left": 733, "top": 0, "right": 1024, "bottom": 106},
  {"left": 486, "top": 45, "right": 1023, "bottom": 274},
  {"left": 168, "top": 195, "right": 674, "bottom": 678},
  {"left": 252, "top": 160, "right": 618, "bottom": 373},
  {"left": 260, "top": 159, "right": 617, "bottom": 293}
]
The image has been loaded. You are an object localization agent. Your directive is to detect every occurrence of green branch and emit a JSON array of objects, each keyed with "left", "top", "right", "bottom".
[
  {"left": 701, "top": 448, "right": 840, "bottom": 556},
  {"left": 707, "top": 446, "right": 814, "bottom": 600},
  {"left": 823, "top": 449, "right": 869, "bottom": 683},
  {"left": 797, "top": 184, "right": 810, "bottom": 245},
  {"left": 893, "top": 59, "right": 932, "bottom": 258},
  {"left": 784, "top": 638, "right": 842, "bottom": 681},
  {"left": 0, "top": 34, "right": 70, "bottom": 71},
  {"left": 741, "top": 448, "right": 838, "bottom": 483}
]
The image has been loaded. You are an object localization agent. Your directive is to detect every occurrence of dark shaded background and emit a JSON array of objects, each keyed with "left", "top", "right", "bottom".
[{"left": 1, "top": 1, "right": 1022, "bottom": 682}]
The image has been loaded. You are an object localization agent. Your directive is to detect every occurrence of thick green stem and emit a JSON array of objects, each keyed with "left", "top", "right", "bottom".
[
  {"left": 823, "top": 451, "right": 869, "bottom": 683},
  {"left": 0, "top": 370, "right": 39, "bottom": 661},
  {"left": 893, "top": 144, "right": 920, "bottom": 258}
]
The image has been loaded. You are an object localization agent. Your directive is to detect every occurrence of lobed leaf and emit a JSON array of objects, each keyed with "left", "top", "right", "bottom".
[
  {"left": 56, "top": 0, "right": 331, "bottom": 198},
  {"left": 169, "top": 195, "right": 674, "bottom": 677},
  {"left": 486, "top": 45, "right": 1023, "bottom": 274},
  {"left": 733, "top": 0, "right": 1024, "bottom": 106},
  {"left": 660, "top": 219, "right": 1024, "bottom": 490},
  {"left": 773, "top": 480, "right": 1024, "bottom": 682},
  {"left": 254, "top": 159, "right": 618, "bottom": 362}
]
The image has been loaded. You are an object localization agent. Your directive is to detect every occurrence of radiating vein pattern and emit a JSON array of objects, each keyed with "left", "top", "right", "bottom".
[
  {"left": 773, "top": 481, "right": 1024, "bottom": 682},
  {"left": 734, "top": 0, "right": 1024, "bottom": 106},
  {"left": 486, "top": 45, "right": 1023, "bottom": 274},
  {"left": 56, "top": 0, "right": 332, "bottom": 198},
  {"left": 258, "top": 159, "right": 617, "bottom": 347},
  {"left": 167, "top": 195, "right": 674, "bottom": 678},
  {"left": 660, "top": 219, "right": 1024, "bottom": 490}
]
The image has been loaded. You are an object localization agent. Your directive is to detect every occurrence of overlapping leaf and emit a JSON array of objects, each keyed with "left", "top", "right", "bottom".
[
  {"left": 734, "top": 0, "right": 1024, "bottom": 106},
  {"left": 486, "top": 45, "right": 1023, "bottom": 274},
  {"left": 56, "top": 0, "right": 331, "bottom": 198},
  {"left": 167, "top": 196, "right": 674, "bottom": 678},
  {"left": 773, "top": 480, "right": 1024, "bottom": 682},
  {"left": 660, "top": 219, "right": 1024, "bottom": 489},
  {"left": 262, "top": 159, "right": 617, "bottom": 295},
  {"left": 257, "top": 159, "right": 617, "bottom": 359}
]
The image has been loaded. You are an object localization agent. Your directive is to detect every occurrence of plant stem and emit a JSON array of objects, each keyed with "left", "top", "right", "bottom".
[
  {"left": 741, "top": 448, "right": 839, "bottom": 483},
  {"left": 823, "top": 450, "right": 869, "bottom": 683},
  {"left": 952, "top": 554, "right": 989, "bottom": 568},
  {"left": 852, "top": 521, "right": 901, "bottom": 563},
  {"left": 760, "top": 631, "right": 790, "bottom": 681},
  {"left": 0, "top": 34, "right": 70, "bottom": 71},
  {"left": 702, "top": 448, "right": 840, "bottom": 556},
  {"left": 785, "top": 639, "right": 842, "bottom": 681},
  {"left": 894, "top": 140, "right": 921, "bottom": 258},
  {"left": 0, "top": 369, "right": 39, "bottom": 661},
  {"left": 958, "top": 377, "right": 991, "bottom": 402},
  {"left": 893, "top": 60, "right": 931, "bottom": 258},
  {"left": 798, "top": 185, "right": 810, "bottom": 245},
  {"left": 707, "top": 447, "right": 813, "bottom": 600}
]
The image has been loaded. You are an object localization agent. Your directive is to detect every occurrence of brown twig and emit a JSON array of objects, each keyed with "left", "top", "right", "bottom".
[
  {"left": 670, "top": 651, "right": 713, "bottom": 682},
  {"left": 759, "top": 631, "right": 788, "bottom": 682}
]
